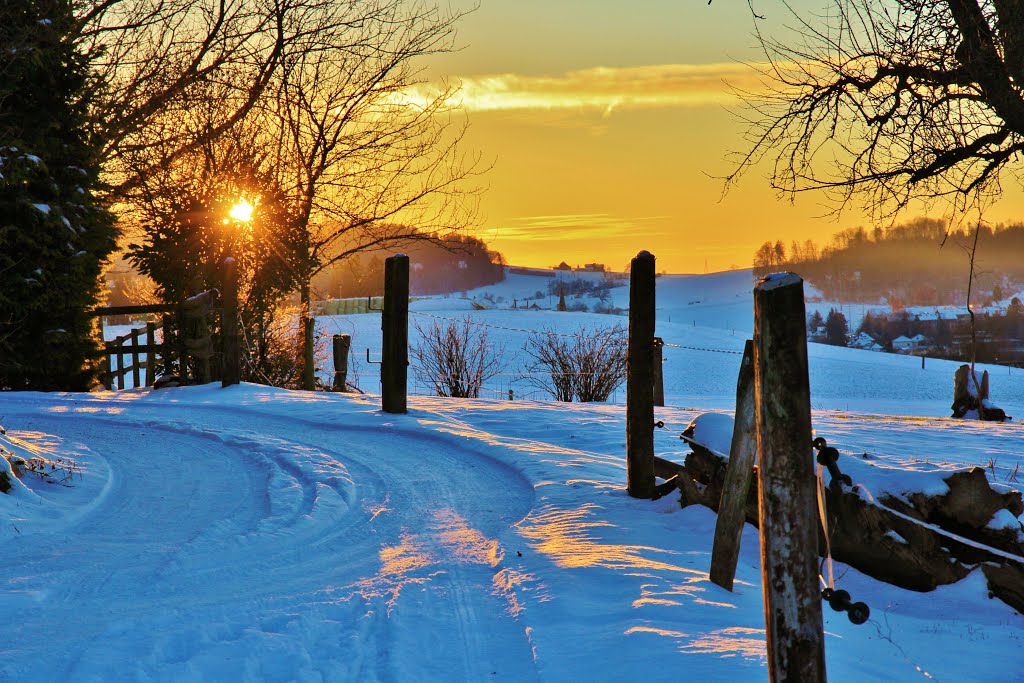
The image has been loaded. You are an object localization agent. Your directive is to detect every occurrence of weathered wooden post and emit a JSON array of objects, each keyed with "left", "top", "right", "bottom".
[
  {"left": 627, "top": 250, "right": 656, "bottom": 499},
  {"left": 653, "top": 337, "right": 665, "bottom": 407},
  {"left": 182, "top": 291, "right": 214, "bottom": 384},
  {"left": 130, "top": 331, "right": 141, "bottom": 388},
  {"left": 381, "top": 254, "right": 409, "bottom": 414},
  {"left": 145, "top": 322, "right": 157, "bottom": 386},
  {"left": 754, "top": 273, "right": 826, "bottom": 682},
  {"left": 332, "top": 333, "right": 351, "bottom": 391},
  {"left": 709, "top": 338, "right": 756, "bottom": 591},
  {"left": 175, "top": 307, "right": 188, "bottom": 382},
  {"left": 302, "top": 314, "right": 316, "bottom": 390},
  {"left": 102, "top": 354, "right": 112, "bottom": 390},
  {"left": 221, "top": 256, "right": 240, "bottom": 387}
]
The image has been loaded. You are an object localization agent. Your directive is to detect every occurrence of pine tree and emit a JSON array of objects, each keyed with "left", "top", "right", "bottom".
[
  {"left": 807, "top": 310, "right": 824, "bottom": 334},
  {"left": 0, "top": 0, "right": 116, "bottom": 390},
  {"left": 824, "top": 308, "right": 849, "bottom": 347}
]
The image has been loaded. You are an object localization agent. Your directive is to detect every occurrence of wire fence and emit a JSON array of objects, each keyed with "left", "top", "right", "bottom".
[
  {"left": 313, "top": 306, "right": 743, "bottom": 402},
  {"left": 406, "top": 367, "right": 625, "bottom": 404}
]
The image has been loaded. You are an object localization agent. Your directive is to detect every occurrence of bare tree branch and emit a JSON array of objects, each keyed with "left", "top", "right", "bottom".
[{"left": 725, "top": 0, "right": 1024, "bottom": 222}]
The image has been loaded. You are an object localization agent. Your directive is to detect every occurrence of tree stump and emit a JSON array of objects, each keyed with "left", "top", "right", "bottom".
[{"left": 952, "top": 364, "right": 1008, "bottom": 421}]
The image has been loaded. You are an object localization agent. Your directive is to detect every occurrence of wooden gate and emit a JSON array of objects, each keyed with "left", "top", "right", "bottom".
[{"left": 90, "top": 284, "right": 238, "bottom": 390}]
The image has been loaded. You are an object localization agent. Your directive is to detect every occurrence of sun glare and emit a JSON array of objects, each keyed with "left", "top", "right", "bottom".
[{"left": 229, "top": 198, "right": 255, "bottom": 222}]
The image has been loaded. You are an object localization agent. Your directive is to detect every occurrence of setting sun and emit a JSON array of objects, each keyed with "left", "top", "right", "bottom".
[{"left": 228, "top": 198, "right": 254, "bottom": 223}]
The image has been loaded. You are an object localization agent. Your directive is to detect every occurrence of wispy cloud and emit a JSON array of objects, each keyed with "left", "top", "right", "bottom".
[
  {"left": 399, "top": 63, "right": 764, "bottom": 115},
  {"left": 496, "top": 213, "right": 671, "bottom": 241}
]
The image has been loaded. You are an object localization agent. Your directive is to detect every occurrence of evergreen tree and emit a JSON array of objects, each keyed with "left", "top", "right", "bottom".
[
  {"left": 824, "top": 308, "right": 849, "bottom": 347},
  {"left": 807, "top": 310, "right": 824, "bottom": 333},
  {"left": 0, "top": 0, "right": 116, "bottom": 390}
]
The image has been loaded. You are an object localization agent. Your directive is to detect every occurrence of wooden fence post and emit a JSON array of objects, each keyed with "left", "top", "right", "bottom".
[
  {"left": 145, "top": 322, "right": 156, "bottom": 386},
  {"left": 653, "top": 337, "right": 665, "bottom": 407},
  {"left": 130, "top": 331, "right": 141, "bottom": 388},
  {"left": 102, "top": 354, "right": 112, "bottom": 390},
  {"left": 709, "top": 339, "right": 756, "bottom": 591},
  {"left": 222, "top": 256, "right": 240, "bottom": 387},
  {"left": 176, "top": 307, "right": 188, "bottom": 382},
  {"left": 333, "top": 333, "right": 351, "bottom": 391},
  {"left": 627, "top": 250, "right": 656, "bottom": 499},
  {"left": 382, "top": 254, "right": 409, "bottom": 414},
  {"left": 754, "top": 273, "right": 826, "bottom": 682},
  {"left": 302, "top": 314, "right": 316, "bottom": 390}
]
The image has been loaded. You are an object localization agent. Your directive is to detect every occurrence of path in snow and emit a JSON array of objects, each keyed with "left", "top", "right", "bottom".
[{"left": 0, "top": 397, "right": 539, "bottom": 682}]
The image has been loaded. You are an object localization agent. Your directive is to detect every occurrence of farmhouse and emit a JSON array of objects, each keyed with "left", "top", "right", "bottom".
[{"left": 892, "top": 334, "right": 929, "bottom": 353}]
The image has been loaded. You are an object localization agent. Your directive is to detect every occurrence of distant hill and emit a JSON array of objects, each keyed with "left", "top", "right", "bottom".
[{"left": 753, "top": 217, "right": 1024, "bottom": 307}]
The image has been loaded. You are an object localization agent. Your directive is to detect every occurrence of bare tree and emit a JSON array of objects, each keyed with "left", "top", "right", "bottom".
[
  {"left": 101, "top": 0, "right": 485, "bottom": 389},
  {"left": 411, "top": 317, "right": 506, "bottom": 398},
  {"left": 75, "top": 0, "right": 298, "bottom": 198},
  {"left": 265, "top": 1, "right": 484, "bottom": 388},
  {"left": 726, "top": 0, "right": 1024, "bottom": 222},
  {"left": 524, "top": 325, "right": 628, "bottom": 402}
]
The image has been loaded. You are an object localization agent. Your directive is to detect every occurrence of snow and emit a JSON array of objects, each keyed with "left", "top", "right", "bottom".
[
  {"left": 3, "top": 267, "right": 1024, "bottom": 681},
  {"left": 32, "top": 203, "right": 51, "bottom": 214}
]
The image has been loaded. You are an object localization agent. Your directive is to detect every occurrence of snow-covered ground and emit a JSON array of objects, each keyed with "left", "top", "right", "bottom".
[{"left": 3, "top": 267, "right": 1022, "bottom": 681}]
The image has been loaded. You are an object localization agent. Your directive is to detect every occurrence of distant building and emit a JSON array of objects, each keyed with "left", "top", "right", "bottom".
[
  {"left": 580, "top": 263, "right": 606, "bottom": 273},
  {"left": 848, "top": 332, "right": 883, "bottom": 352},
  {"left": 892, "top": 334, "right": 928, "bottom": 353},
  {"left": 553, "top": 261, "right": 572, "bottom": 271}
]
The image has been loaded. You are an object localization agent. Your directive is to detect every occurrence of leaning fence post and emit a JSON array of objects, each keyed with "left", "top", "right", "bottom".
[
  {"left": 709, "top": 339, "right": 756, "bottom": 591},
  {"left": 332, "top": 333, "right": 351, "bottom": 391},
  {"left": 221, "top": 256, "right": 240, "bottom": 387},
  {"left": 754, "top": 273, "right": 826, "bottom": 682},
  {"left": 382, "top": 254, "right": 409, "bottom": 414},
  {"left": 626, "top": 250, "right": 656, "bottom": 499}
]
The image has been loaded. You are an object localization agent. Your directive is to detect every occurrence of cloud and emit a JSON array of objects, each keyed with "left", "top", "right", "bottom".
[
  {"left": 495, "top": 213, "right": 672, "bottom": 241},
  {"left": 398, "top": 63, "right": 766, "bottom": 115}
]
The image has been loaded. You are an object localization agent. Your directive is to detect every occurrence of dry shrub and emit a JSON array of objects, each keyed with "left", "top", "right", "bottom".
[
  {"left": 411, "top": 317, "right": 506, "bottom": 398},
  {"left": 524, "top": 325, "right": 627, "bottom": 402}
]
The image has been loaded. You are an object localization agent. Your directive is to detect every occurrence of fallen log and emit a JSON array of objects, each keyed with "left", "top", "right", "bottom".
[{"left": 660, "top": 444, "right": 1024, "bottom": 612}]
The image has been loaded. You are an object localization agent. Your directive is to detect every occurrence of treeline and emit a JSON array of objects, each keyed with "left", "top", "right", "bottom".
[
  {"left": 313, "top": 232, "right": 505, "bottom": 298},
  {"left": 753, "top": 217, "right": 1024, "bottom": 306}
]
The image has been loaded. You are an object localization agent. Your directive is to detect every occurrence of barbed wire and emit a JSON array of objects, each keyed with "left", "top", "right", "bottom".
[
  {"left": 661, "top": 342, "right": 744, "bottom": 355},
  {"left": 409, "top": 311, "right": 754, "bottom": 359},
  {"left": 409, "top": 310, "right": 620, "bottom": 340}
]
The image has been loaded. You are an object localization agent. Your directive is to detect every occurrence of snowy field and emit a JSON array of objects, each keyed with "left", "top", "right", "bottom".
[{"left": 2, "top": 267, "right": 1023, "bottom": 681}]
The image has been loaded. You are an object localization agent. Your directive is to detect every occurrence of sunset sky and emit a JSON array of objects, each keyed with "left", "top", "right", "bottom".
[{"left": 427, "top": 0, "right": 1024, "bottom": 274}]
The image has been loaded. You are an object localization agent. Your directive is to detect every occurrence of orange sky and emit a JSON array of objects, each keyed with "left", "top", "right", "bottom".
[{"left": 425, "top": 1, "right": 1024, "bottom": 274}]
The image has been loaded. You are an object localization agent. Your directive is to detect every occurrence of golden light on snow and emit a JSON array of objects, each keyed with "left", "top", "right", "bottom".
[
  {"left": 515, "top": 503, "right": 703, "bottom": 574},
  {"left": 228, "top": 198, "right": 255, "bottom": 222},
  {"left": 433, "top": 509, "right": 504, "bottom": 567},
  {"left": 679, "top": 627, "right": 768, "bottom": 661}
]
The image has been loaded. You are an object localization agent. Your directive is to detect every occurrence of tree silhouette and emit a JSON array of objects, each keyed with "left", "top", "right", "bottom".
[
  {"left": 824, "top": 309, "right": 849, "bottom": 347},
  {"left": 727, "top": 0, "right": 1024, "bottom": 221}
]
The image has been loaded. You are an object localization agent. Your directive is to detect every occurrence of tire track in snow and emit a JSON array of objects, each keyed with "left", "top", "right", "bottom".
[{"left": 0, "top": 396, "right": 540, "bottom": 682}]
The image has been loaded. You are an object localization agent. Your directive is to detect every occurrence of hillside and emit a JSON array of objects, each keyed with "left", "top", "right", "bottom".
[{"left": 317, "top": 267, "right": 1024, "bottom": 416}]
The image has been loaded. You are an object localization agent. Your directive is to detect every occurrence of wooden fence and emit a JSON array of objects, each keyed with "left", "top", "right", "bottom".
[
  {"left": 623, "top": 254, "right": 826, "bottom": 682},
  {"left": 91, "top": 261, "right": 240, "bottom": 389},
  {"left": 90, "top": 304, "right": 176, "bottom": 390}
]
